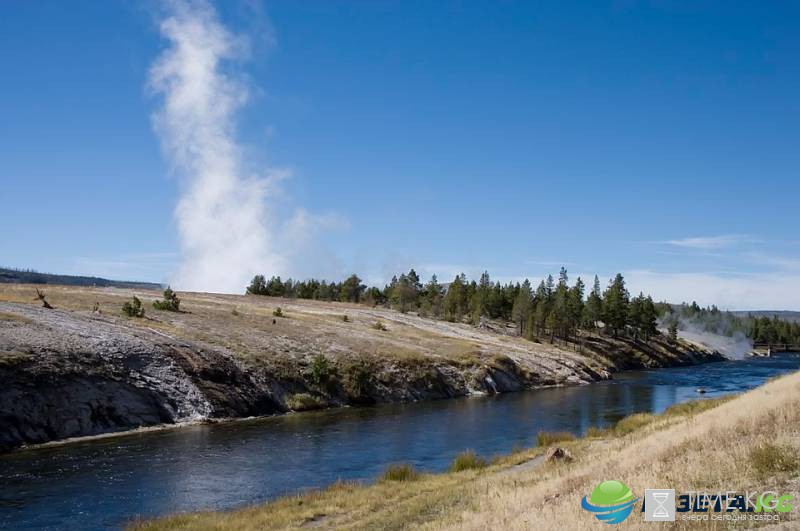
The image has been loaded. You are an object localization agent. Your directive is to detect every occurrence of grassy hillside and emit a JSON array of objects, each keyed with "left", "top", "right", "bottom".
[
  {"left": 0, "top": 283, "right": 721, "bottom": 450},
  {"left": 130, "top": 370, "right": 800, "bottom": 530}
]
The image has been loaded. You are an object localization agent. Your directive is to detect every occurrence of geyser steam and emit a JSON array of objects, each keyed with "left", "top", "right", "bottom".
[{"left": 149, "top": 0, "right": 281, "bottom": 293}]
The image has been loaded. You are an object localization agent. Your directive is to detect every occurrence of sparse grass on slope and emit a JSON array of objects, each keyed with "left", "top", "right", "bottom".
[{"left": 128, "top": 373, "right": 800, "bottom": 530}]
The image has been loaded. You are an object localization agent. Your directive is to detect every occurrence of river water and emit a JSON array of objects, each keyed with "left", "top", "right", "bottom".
[{"left": 2, "top": 355, "right": 799, "bottom": 530}]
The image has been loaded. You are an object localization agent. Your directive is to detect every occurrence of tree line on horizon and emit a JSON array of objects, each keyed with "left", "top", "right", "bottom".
[
  {"left": 247, "top": 268, "right": 661, "bottom": 344},
  {"left": 247, "top": 269, "right": 800, "bottom": 347}
]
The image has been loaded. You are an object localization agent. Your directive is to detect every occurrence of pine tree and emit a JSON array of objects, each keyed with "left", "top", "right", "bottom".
[
  {"left": 246, "top": 274, "right": 267, "bottom": 295},
  {"left": 488, "top": 282, "right": 505, "bottom": 319},
  {"left": 641, "top": 295, "right": 658, "bottom": 342},
  {"left": 153, "top": 286, "right": 181, "bottom": 312},
  {"left": 568, "top": 276, "right": 585, "bottom": 339},
  {"left": 629, "top": 292, "right": 644, "bottom": 341},
  {"left": 443, "top": 274, "right": 467, "bottom": 322},
  {"left": 551, "top": 267, "right": 570, "bottom": 340},
  {"left": 511, "top": 279, "right": 533, "bottom": 336},
  {"left": 421, "top": 275, "right": 444, "bottom": 317},
  {"left": 668, "top": 321, "right": 679, "bottom": 344},
  {"left": 471, "top": 271, "right": 492, "bottom": 321},
  {"left": 266, "top": 276, "right": 285, "bottom": 297},
  {"left": 533, "top": 280, "right": 550, "bottom": 338},
  {"left": 339, "top": 274, "right": 366, "bottom": 303},
  {"left": 602, "top": 273, "right": 629, "bottom": 338},
  {"left": 585, "top": 275, "right": 603, "bottom": 331}
]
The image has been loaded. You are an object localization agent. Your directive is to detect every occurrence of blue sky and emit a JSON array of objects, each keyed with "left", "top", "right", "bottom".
[{"left": 2, "top": 1, "right": 800, "bottom": 309}]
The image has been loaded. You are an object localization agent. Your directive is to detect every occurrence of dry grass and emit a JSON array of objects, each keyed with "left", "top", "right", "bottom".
[
  {"left": 130, "top": 371, "right": 800, "bottom": 530},
  {"left": 449, "top": 450, "right": 488, "bottom": 473},
  {"left": 379, "top": 464, "right": 420, "bottom": 482},
  {"left": 536, "top": 431, "right": 576, "bottom": 446},
  {"left": 0, "top": 311, "right": 32, "bottom": 322},
  {"left": 612, "top": 412, "right": 657, "bottom": 435},
  {"left": 0, "top": 350, "right": 32, "bottom": 366},
  {"left": 749, "top": 443, "right": 800, "bottom": 480}
]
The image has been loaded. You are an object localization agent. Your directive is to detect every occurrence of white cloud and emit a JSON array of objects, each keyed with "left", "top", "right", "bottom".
[
  {"left": 525, "top": 260, "right": 578, "bottom": 267},
  {"left": 623, "top": 269, "right": 800, "bottom": 310},
  {"left": 661, "top": 234, "right": 752, "bottom": 250}
]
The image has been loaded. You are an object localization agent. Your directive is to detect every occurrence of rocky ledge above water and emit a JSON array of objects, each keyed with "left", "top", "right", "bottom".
[{"left": 0, "top": 289, "right": 724, "bottom": 452}]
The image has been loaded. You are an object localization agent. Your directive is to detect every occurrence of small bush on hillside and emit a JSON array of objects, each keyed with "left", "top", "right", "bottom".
[
  {"left": 273, "top": 307, "right": 284, "bottom": 317},
  {"left": 311, "top": 354, "right": 333, "bottom": 385},
  {"left": 380, "top": 463, "right": 419, "bottom": 482},
  {"left": 122, "top": 296, "right": 145, "bottom": 318},
  {"left": 341, "top": 314, "right": 349, "bottom": 322},
  {"left": 372, "top": 321, "right": 387, "bottom": 331},
  {"left": 749, "top": 443, "right": 799, "bottom": 479},
  {"left": 537, "top": 431, "right": 576, "bottom": 446},
  {"left": 285, "top": 393, "right": 326, "bottom": 411},
  {"left": 152, "top": 287, "right": 181, "bottom": 312},
  {"left": 449, "top": 450, "right": 487, "bottom": 472},
  {"left": 342, "top": 360, "right": 371, "bottom": 397}
]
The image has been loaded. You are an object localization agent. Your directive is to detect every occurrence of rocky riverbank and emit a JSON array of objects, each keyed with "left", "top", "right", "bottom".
[{"left": 0, "top": 285, "right": 724, "bottom": 452}]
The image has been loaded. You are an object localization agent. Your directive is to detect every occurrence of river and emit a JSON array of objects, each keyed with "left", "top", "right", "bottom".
[{"left": 2, "top": 354, "right": 799, "bottom": 530}]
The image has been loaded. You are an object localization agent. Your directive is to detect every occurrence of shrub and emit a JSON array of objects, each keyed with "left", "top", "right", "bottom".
[
  {"left": 285, "top": 393, "right": 325, "bottom": 411},
  {"left": 537, "top": 431, "right": 576, "bottom": 446},
  {"left": 341, "top": 314, "right": 349, "bottom": 322},
  {"left": 342, "top": 360, "right": 371, "bottom": 397},
  {"left": 152, "top": 287, "right": 181, "bottom": 312},
  {"left": 311, "top": 354, "right": 332, "bottom": 385},
  {"left": 749, "top": 443, "right": 799, "bottom": 479},
  {"left": 273, "top": 307, "right": 284, "bottom": 318},
  {"left": 449, "top": 450, "right": 487, "bottom": 472},
  {"left": 372, "top": 321, "right": 387, "bottom": 331},
  {"left": 380, "top": 463, "right": 419, "bottom": 482},
  {"left": 122, "top": 296, "right": 145, "bottom": 318}
]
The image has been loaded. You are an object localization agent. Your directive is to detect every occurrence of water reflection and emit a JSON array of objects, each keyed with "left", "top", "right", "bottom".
[{"left": 1, "top": 355, "right": 798, "bottom": 530}]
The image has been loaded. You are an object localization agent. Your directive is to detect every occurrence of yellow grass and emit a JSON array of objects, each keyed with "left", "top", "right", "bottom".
[{"left": 130, "top": 371, "right": 800, "bottom": 530}]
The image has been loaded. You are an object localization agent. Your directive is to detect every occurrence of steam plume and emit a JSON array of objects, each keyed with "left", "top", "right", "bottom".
[{"left": 149, "top": 0, "right": 282, "bottom": 292}]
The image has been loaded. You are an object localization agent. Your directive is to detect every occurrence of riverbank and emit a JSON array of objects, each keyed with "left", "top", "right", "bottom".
[
  {"left": 131, "top": 369, "right": 800, "bottom": 530},
  {"left": 0, "top": 284, "right": 723, "bottom": 451}
]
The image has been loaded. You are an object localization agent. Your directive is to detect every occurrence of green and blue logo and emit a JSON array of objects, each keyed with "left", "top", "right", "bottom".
[{"left": 581, "top": 480, "right": 639, "bottom": 524}]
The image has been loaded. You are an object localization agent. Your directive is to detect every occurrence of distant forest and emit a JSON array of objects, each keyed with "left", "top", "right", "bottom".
[
  {"left": 247, "top": 269, "right": 800, "bottom": 348},
  {"left": 660, "top": 302, "right": 800, "bottom": 347},
  {"left": 0, "top": 267, "right": 162, "bottom": 290}
]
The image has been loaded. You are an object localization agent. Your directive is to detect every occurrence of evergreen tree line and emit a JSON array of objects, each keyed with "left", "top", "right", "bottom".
[
  {"left": 247, "top": 268, "right": 661, "bottom": 343},
  {"left": 659, "top": 301, "right": 800, "bottom": 346}
]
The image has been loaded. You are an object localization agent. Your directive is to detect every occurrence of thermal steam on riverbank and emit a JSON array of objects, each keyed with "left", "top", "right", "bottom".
[{"left": 677, "top": 328, "right": 753, "bottom": 360}]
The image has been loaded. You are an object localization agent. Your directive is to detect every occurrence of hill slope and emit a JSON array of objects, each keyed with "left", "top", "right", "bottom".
[{"left": 0, "top": 284, "right": 722, "bottom": 451}]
